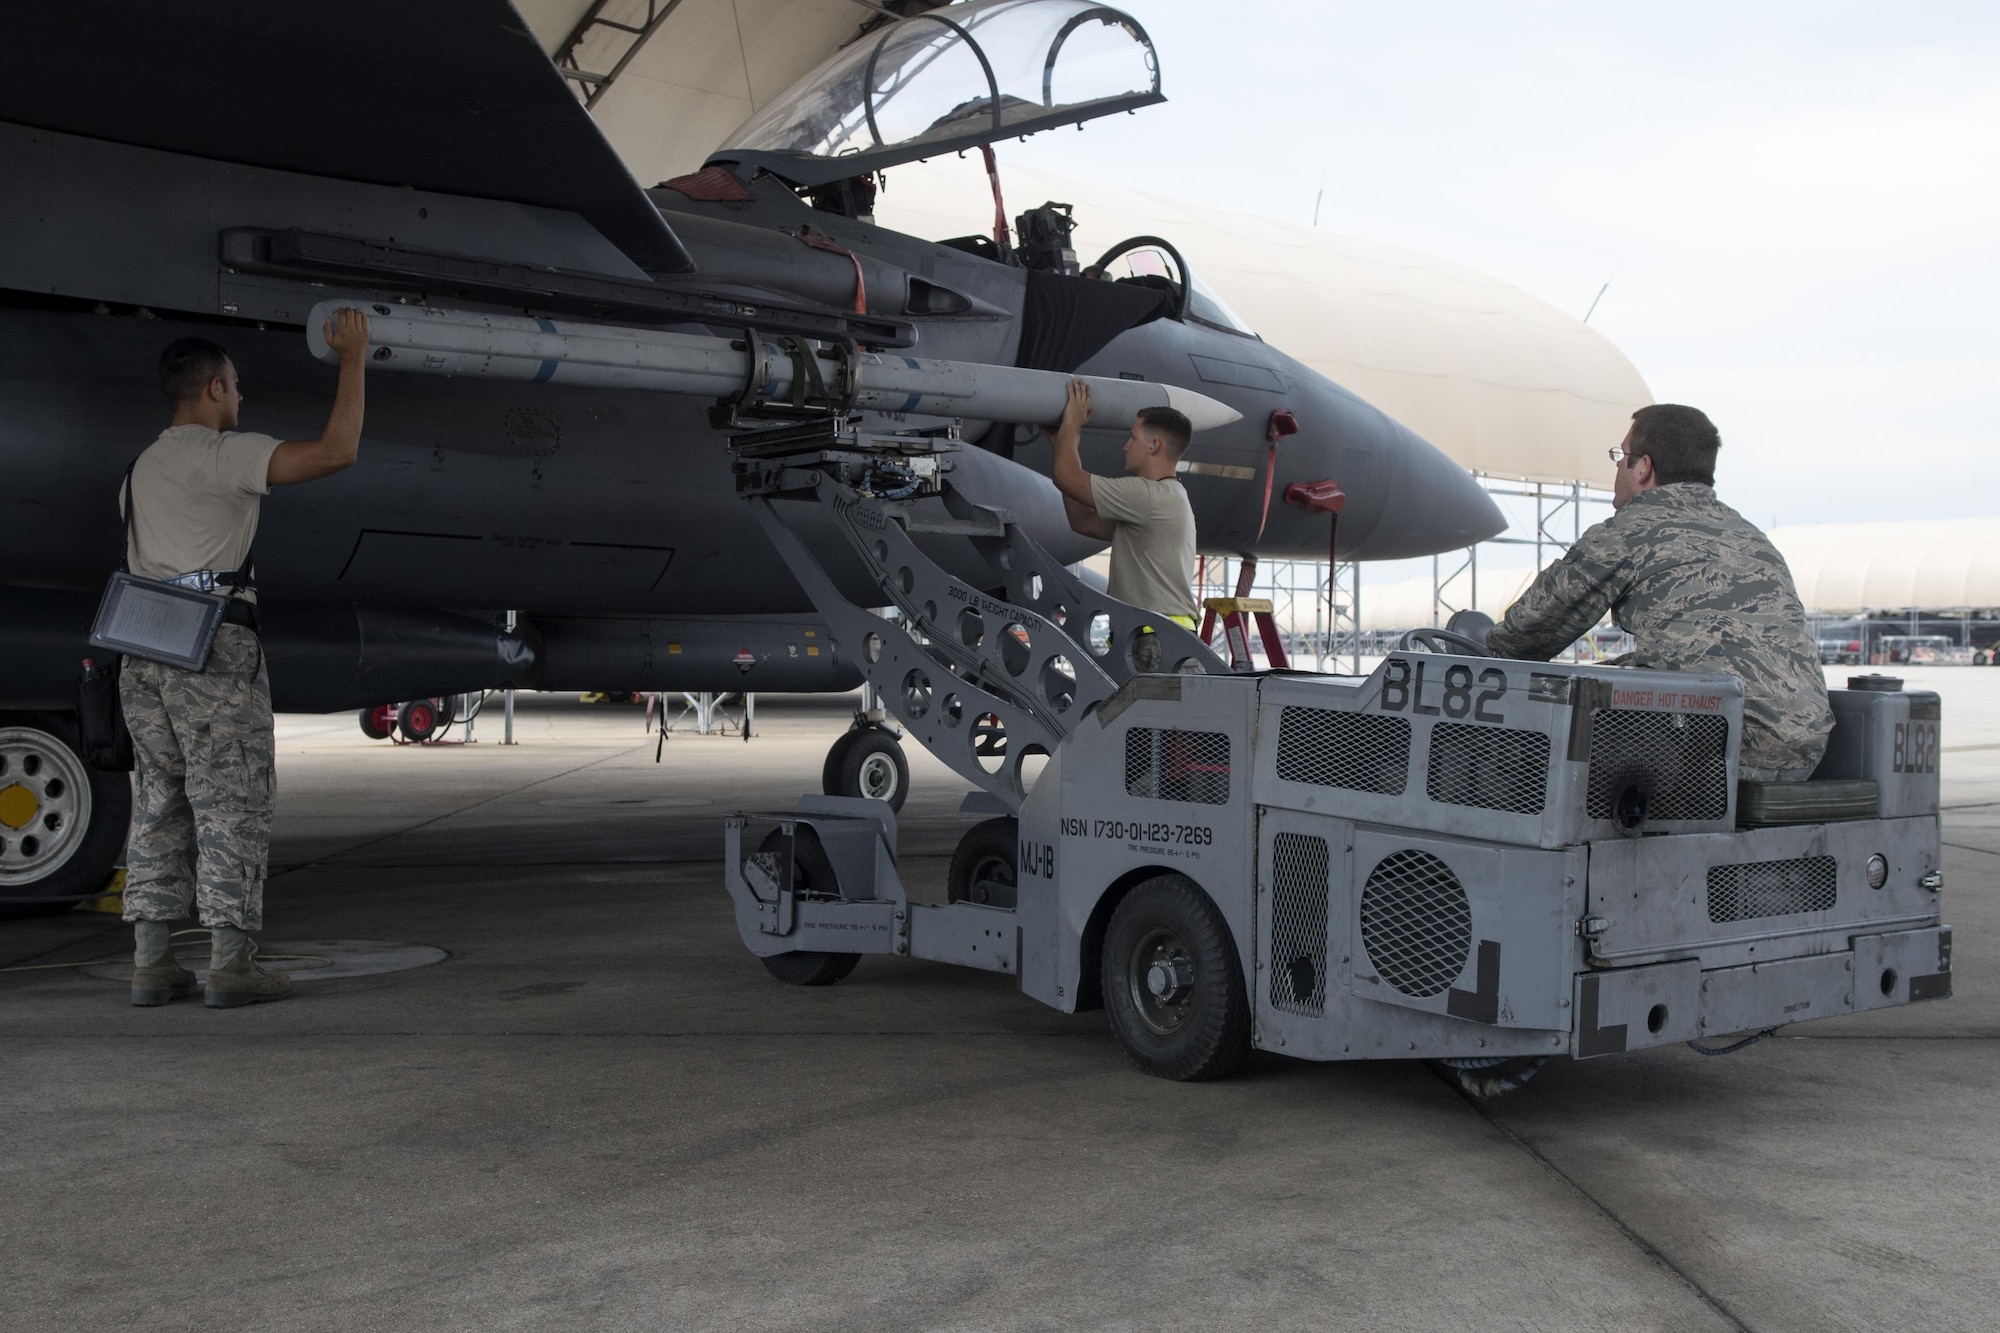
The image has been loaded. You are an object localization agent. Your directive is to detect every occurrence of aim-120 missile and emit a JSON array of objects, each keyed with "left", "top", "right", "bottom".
[{"left": 304, "top": 302, "right": 1241, "bottom": 432}]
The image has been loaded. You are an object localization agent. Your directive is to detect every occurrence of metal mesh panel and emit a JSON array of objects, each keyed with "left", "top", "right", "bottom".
[
  {"left": 1275, "top": 708, "right": 1410, "bottom": 795},
  {"left": 1425, "top": 723, "right": 1550, "bottom": 814},
  {"left": 1268, "top": 833, "right": 1330, "bottom": 1016},
  {"left": 1359, "top": 849, "right": 1471, "bottom": 998},
  {"left": 1706, "top": 856, "right": 1838, "bottom": 922},
  {"left": 1587, "top": 710, "right": 1731, "bottom": 822},
  {"left": 1123, "top": 727, "right": 1231, "bottom": 805}
]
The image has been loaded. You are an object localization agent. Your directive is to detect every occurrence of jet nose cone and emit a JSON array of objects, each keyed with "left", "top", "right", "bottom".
[
  {"left": 1360, "top": 423, "right": 1505, "bottom": 559},
  {"left": 1254, "top": 376, "right": 1505, "bottom": 560}
]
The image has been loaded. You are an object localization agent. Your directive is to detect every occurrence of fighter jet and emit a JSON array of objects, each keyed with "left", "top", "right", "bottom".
[{"left": 0, "top": 0, "right": 1502, "bottom": 910}]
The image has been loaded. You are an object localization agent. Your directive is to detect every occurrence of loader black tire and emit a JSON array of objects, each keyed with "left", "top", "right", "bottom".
[
  {"left": 1101, "top": 874, "right": 1250, "bottom": 1081},
  {"left": 946, "top": 817, "right": 1018, "bottom": 909},
  {"left": 753, "top": 826, "right": 861, "bottom": 987}
]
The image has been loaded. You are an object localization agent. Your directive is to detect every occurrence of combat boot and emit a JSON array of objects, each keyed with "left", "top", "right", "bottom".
[
  {"left": 131, "top": 963, "right": 200, "bottom": 1006},
  {"left": 203, "top": 925, "right": 292, "bottom": 1008},
  {"left": 130, "top": 920, "right": 199, "bottom": 1006}
]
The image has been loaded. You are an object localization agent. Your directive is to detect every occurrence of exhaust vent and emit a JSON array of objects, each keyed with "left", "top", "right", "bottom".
[
  {"left": 1707, "top": 856, "right": 1838, "bottom": 922},
  {"left": 1276, "top": 708, "right": 1410, "bottom": 794},
  {"left": 1269, "top": 833, "right": 1331, "bottom": 1016},
  {"left": 1359, "top": 849, "right": 1471, "bottom": 998}
]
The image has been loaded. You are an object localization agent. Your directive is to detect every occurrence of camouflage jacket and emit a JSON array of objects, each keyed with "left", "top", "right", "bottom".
[{"left": 1486, "top": 483, "right": 1833, "bottom": 775}]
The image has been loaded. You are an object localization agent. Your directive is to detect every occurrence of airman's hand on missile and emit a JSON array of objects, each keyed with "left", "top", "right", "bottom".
[
  {"left": 1063, "top": 378, "right": 1091, "bottom": 429},
  {"left": 323, "top": 307, "right": 372, "bottom": 362},
  {"left": 1042, "top": 378, "right": 1092, "bottom": 442}
]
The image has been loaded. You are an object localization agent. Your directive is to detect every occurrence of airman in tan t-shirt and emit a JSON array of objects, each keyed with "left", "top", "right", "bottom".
[{"left": 1044, "top": 380, "right": 1198, "bottom": 623}]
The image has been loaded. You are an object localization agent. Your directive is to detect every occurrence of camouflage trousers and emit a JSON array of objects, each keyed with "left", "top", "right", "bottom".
[{"left": 119, "top": 624, "right": 274, "bottom": 930}]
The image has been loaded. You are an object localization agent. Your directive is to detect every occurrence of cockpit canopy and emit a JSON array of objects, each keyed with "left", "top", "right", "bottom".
[{"left": 716, "top": 0, "right": 1162, "bottom": 187}]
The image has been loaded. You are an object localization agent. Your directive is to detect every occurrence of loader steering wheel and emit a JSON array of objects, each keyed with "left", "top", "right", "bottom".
[{"left": 1394, "top": 627, "right": 1490, "bottom": 655}]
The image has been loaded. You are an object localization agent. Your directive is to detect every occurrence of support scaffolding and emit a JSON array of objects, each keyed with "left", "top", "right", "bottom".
[{"left": 1191, "top": 475, "right": 1619, "bottom": 672}]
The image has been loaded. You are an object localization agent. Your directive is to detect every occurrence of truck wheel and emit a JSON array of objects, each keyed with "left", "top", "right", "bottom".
[
  {"left": 754, "top": 826, "right": 861, "bottom": 987},
  {"left": 358, "top": 705, "right": 395, "bottom": 740},
  {"left": 398, "top": 699, "right": 439, "bottom": 743},
  {"left": 1101, "top": 874, "right": 1250, "bottom": 1081},
  {"left": 947, "top": 816, "right": 1018, "bottom": 908},
  {"left": 824, "top": 727, "right": 908, "bottom": 811},
  {"left": 0, "top": 711, "right": 131, "bottom": 918}
]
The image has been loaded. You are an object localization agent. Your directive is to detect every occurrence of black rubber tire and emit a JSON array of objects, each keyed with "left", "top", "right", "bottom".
[
  {"left": 398, "top": 699, "right": 439, "bottom": 743},
  {"left": 0, "top": 710, "right": 131, "bottom": 918},
  {"left": 825, "top": 727, "right": 909, "bottom": 811},
  {"left": 947, "top": 816, "right": 1019, "bottom": 909},
  {"left": 358, "top": 706, "right": 394, "bottom": 740},
  {"left": 753, "top": 826, "right": 861, "bottom": 987},
  {"left": 762, "top": 950, "right": 862, "bottom": 986},
  {"left": 820, "top": 729, "right": 858, "bottom": 796},
  {"left": 1100, "top": 874, "right": 1251, "bottom": 1081}
]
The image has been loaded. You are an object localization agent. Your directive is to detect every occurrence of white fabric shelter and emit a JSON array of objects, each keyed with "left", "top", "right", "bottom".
[
  {"left": 1348, "top": 517, "right": 2000, "bottom": 633},
  {"left": 1354, "top": 570, "right": 1536, "bottom": 633},
  {"left": 1772, "top": 519, "right": 2000, "bottom": 614}
]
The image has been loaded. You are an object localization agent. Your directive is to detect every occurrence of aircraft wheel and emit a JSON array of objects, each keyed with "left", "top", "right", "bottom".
[
  {"left": 398, "top": 699, "right": 440, "bottom": 743},
  {"left": 0, "top": 712, "right": 130, "bottom": 918},
  {"left": 358, "top": 705, "right": 396, "bottom": 740},
  {"left": 823, "top": 727, "right": 908, "bottom": 811},
  {"left": 1101, "top": 874, "right": 1250, "bottom": 1081},
  {"left": 947, "top": 816, "right": 1019, "bottom": 908},
  {"left": 752, "top": 826, "right": 860, "bottom": 987},
  {"left": 820, "top": 729, "right": 857, "bottom": 795}
]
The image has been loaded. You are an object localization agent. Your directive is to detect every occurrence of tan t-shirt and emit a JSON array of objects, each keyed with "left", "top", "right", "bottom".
[
  {"left": 122, "top": 425, "right": 282, "bottom": 587},
  {"left": 1091, "top": 474, "right": 1197, "bottom": 619}
]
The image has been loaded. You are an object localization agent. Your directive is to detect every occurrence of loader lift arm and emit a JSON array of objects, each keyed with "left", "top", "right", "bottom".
[{"left": 732, "top": 419, "right": 1224, "bottom": 812}]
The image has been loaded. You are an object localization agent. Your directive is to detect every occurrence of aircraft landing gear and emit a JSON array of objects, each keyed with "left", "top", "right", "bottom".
[
  {"left": 0, "top": 711, "right": 130, "bottom": 917},
  {"left": 821, "top": 723, "right": 909, "bottom": 810}
]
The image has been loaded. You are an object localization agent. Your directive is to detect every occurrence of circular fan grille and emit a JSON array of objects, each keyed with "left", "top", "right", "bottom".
[{"left": 1359, "top": 849, "right": 1472, "bottom": 998}]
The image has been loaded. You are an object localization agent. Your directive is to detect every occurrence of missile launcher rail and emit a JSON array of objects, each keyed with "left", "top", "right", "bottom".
[{"left": 720, "top": 427, "right": 1951, "bottom": 1087}]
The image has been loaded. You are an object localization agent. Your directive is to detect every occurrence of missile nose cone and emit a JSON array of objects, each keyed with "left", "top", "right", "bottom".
[{"left": 1161, "top": 385, "right": 1243, "bottom": 432}]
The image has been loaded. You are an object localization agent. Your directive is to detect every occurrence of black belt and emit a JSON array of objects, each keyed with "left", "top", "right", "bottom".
[{"left": 220, "top": 600, "right": 260, "bottom": 631}]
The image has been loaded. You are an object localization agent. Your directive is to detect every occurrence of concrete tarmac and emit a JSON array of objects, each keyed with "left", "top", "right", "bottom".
[{"left": 4, "top": 669, "right": 1997, "bottom": 1331}]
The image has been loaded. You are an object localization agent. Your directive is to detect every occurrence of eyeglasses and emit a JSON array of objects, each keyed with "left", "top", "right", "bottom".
[{"left": 1607, "top": 447, "right": 1631, "bottom": 464}]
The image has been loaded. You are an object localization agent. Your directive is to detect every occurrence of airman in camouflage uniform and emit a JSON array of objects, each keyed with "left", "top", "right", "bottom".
[
  {"left": 1486, "top": 406, "right": 1832, "bottom": 780},
  {"left": 122, "top": 311, "right": 370, "bottom": 1007},
  {"left": 122, "top": 624, "right": 275, "bottom": 929}
]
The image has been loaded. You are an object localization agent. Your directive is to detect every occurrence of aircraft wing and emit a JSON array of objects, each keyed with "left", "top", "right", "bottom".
[{"left": 0, "top": 0, "right": 692, "bottom": 276}]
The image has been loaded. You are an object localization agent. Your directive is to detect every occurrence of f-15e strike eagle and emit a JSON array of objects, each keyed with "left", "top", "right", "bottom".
[{"left": 0, "top": 0, "right": 1505, "bottom": 909}]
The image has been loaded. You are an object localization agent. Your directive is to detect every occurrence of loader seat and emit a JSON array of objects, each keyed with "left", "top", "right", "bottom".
[{"left": 1737, "top": 779, "right": 1879, "bottom": 828}]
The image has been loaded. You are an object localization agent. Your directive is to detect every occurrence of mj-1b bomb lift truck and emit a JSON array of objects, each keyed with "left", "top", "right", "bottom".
[{"left": 719, "top": 423, "right": 1951, "bottom": 1089}]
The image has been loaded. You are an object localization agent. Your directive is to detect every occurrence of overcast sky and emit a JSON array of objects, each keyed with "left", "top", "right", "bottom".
[{"left": 986, "top": 0, "right": 1998, "bottom": 531}]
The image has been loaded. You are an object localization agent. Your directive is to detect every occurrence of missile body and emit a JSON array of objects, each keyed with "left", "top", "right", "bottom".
[{"left": 305, "top": 302, "right": 1240, "bottom": 432}]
